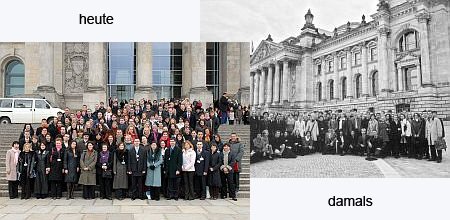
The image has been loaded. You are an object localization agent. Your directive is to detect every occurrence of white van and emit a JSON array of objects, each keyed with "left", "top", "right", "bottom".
[{"left": 0, "top": 98, "right": 64, "bottom": 124}]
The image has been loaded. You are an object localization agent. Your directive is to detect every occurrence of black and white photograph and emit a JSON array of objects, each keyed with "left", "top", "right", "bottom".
[{"left": 241, "top": 0, "right": 450, "bottom": 178}]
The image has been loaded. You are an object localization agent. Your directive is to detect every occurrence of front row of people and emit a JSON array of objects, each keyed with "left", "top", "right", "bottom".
[{"left": 5, "top": 138, "right": 238, "bottom": 201}]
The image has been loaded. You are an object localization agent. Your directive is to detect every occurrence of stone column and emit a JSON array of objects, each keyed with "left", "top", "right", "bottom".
[
  {"left": 266, "top": 64, "right": 273, "bottom": 105},
  {"left": 346, "top": 49, "right": 353, "bottom": 98},
  {"left": 135, "top": 42, "right": 156, "bottom": 101},
  {"left": 295, "top": 60, "right": 302, "bottom": 103},
  {"left": 84, "top": 42, "right": 107, "bottom": 109},
  {"left": 417, "top": 13, "right": 432, "bottom": 88},
  {"left": 238, "top": 42, "right": 251, "bottom": 106},
  {"left": 321, "top": 57, "right": 327, "bottom": 100},
  {"left": 36, "top": 43, "right": 58, "bottom": 104},
  {"left": 361, "top": 43, "right": 369, "bottom": 96},
  {"left": 258, "top": 68, "right": 265, "bottom": 107},
  {"left": 281, "top": 60, "right": 289, "bottom": 103},
  {"left": 183, "top": 43, "right": 213, "bottom": 108},
  {"left": 397, "top": 66, "right": 404, "bottom": 91},
  {"left": 333, "top": 53, "right": 339, "bottom": 99},
  {"left": 272, "top": 62, "right": 281, "bottom": 105},
  {"left": 378, "top": 27, "right": 390, "bottom": 94},
  {"left": 253, "top": 71, "right": 260, "bottom": 106},
  {"left": 249, "top": 72, "right": 254, "bottom": 107}
]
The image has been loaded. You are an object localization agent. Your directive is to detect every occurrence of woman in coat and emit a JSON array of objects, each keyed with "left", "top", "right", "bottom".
[
  {"left": 48, "top": 138, "right": 65, "bottom": 199},
  {"left": 98, "top": 144, "right": 113, "bottom": 200},
  {"left": 400, "top": 114, "right": 411, "bottom": 156},
  {"left": 79, "top": 142, "right": 98, "bottom": 199},
  {"left": 182, "top": 141, "right": 196, "bottom": 200},
  {"left": 113, "top": 142, "right": 128, "bottom": 200},
  {"left": 6, "top": 141, "right": 20, "bottom": 199},
  {"left": 17, "top": 143, "right": 36, "bottom": 199},
  {"left": 208, "top": 143, "right": 221, "bottom": 200},
  {"left": 426, "top": 111, "right": 444, "bottom": 162},
  {"left": 145, "top": 142, "right": 164, "bottom": 201},
  {"left": 64, "top": 140, "right": 80, "bottom": 199},
  {"left": 35, "top": 142, "right": 50, "bottom": 199}
]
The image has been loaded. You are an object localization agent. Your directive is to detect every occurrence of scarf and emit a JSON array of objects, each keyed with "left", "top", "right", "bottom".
[
  {"left": 100, "top": 151, "right": 109, "bottom": 164},
  {"left": 11, "top": 148, "right": 20, "bottom": 165}
]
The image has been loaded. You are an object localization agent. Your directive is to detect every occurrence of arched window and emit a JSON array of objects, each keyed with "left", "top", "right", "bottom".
[
  {"left": 371, "top": 71, "right": 378, "bottom": 97},
  {"left": 4, "top": 60, "right": 25, "bottom": 97},
  {"left": 317, "top": 82, "right": 322, "bottom": 101},
  {"left": 341, "top": 77, "right": 347, "bottom": 100},
  {"left": 329, "top": 80, "right": 334, "bottom": 100},
  {"left": 399, "top": 30, "right": 419, "bottom": 52},
  {"left": 355, "top": 74, "right": 362, "bottom": 98}
]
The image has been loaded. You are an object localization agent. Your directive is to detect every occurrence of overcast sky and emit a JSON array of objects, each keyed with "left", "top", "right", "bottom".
[{"left": 201, "top": 0, "right": 379, "bottom": 48}]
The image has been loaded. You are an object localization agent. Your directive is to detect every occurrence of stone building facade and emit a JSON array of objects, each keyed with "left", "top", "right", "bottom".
[
  {"left": 0, "top": 42, "right": 250, "bottom": 109},
  {"left": 250, "top": 0, "right": 450, "bottom": 119}
]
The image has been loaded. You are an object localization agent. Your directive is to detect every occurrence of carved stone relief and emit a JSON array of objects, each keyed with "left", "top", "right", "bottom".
[{"left": 64, "top": 43, "right": 89, "bottom": 94}]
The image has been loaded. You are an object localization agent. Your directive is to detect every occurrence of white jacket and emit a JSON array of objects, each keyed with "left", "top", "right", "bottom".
[
  {"left": 182, "top": 149, "right": 196, "bottom": 172},
  {"left": 401, "top": 119, "right": 412, "bottom": 137}
]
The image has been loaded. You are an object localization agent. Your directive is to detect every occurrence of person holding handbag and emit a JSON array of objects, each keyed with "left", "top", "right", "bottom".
[
  {"left": 98, "top": 144, "right": 113, "bottom": 200},
  {"left": 228, "top": 133, "right": 244, "bottom": 193},
  {"left": 6, "top": 141, "right": 20, "bottom": 199},
  {"left": 17, "top": 143, "right": 36, "bottom": 199}
]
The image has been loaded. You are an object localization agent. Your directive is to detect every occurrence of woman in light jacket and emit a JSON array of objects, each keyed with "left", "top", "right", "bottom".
[
  {"left": 181, "top": 141, "right": 196, "bottom": 200},
  {"left": 426, "top": 111, "right": 444, "bottom": 162},
  {"left": 79, "top": 142, "right": 98, "bottom": 199},
  {"left": 113, "top": 142, "right": 128, "bottom": 200},
  {"left": 400, "top": 114, "right": 412, "bottom": 157},
  {"left": 145, "top": 142, "right": 164, "bottom": 201},
  {"left": 6, "top": 141, "right": 20, "bottom": 199}
]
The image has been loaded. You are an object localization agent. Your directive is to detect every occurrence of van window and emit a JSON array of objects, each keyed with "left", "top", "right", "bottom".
[
  {"left": 35, "top": 100, "right": 50, "bottom": 109},
  {"left": 0, "top": 99, "right": 13, "bottom": 108},
  {"left": 14, "top": 100, "right": 32, "bottom": 108}
]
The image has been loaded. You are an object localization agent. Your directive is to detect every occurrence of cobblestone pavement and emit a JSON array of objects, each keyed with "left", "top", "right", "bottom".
[
  {"left": 251, "top": 127, "right": 450, "bottom": 178},
  {"left": 251, "top": 154, "right": 385, "bottom": 178},
  {"left": 0, "top": 198, "right": 249, "bottom": 220}
]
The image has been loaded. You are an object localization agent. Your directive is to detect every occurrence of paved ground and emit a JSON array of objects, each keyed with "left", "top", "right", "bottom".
[
  {"left": 251, "top": 126, "right": 450, "bottom": 178},
  {"left": 0, "top": 198, "right": 249, "bottom": 220}
]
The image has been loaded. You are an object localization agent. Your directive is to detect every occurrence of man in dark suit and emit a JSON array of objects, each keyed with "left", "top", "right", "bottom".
[
  {"left": 358, "top": 128, "right": 370, "bottom": 157},
  {"left": 194, "top": 142, "right": 210, "bottom": 200},
  {"left": 218, "top": 93, "right": 229, "bottom": 124},
  {"left": 184, "top": 106, "right": 197, "bottom": 130},
  {"left": 164, "top": 138, "right": 183, "bottom": 200},
  {"left": 220, "top": 143, "right": 237, "bottom": 201},
  {"left": 127, "top": 138, "right": 147, "bottom": 200}
]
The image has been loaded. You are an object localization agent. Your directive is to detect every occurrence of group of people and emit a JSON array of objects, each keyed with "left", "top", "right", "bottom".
[
  {"left": 5, "top": 95, "right": 246, "bottom": 202},
  {"left": 250, "top": 109, "right": 446, "bottom": 163}
]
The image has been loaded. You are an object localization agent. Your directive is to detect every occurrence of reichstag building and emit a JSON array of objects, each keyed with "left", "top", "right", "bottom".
[
  {"left": 250, "top": 0, "right": 450, "bottom": 118},
  {"left": 0, "top": 42, "right": 250, "bottom": 109}
]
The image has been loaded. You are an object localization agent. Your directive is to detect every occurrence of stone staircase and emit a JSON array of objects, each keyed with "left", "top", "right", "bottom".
[
  {"left": 0, "top": 124, "right": 251, "bottom": 198},
  {"left": 217, "top": 124, "right": 250, "bottom": 198}
]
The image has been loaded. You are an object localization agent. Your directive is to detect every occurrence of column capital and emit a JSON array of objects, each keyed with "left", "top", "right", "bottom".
[
  {"left": 416, "top": 12, "right": 431, "bottom": 23},
  {"left": 378, "top": 27, "right": 390, "bottom": 36}
]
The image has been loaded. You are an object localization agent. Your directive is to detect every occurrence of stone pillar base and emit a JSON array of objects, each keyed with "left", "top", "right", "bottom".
[
  {"left": 135, "top": 86, "right": 157, "bottom": 102},
  {"left": 418, "top": 86, "right": 436, "bottom": 94},
  {"left": 83, "top": 88, "right": 106, "bottom": 110},
  {"left": 35, "top": 86, "right": 59, "bottom": 106},
  {"left": 189, "top": 87, "right": 213, "bottom": 109}
]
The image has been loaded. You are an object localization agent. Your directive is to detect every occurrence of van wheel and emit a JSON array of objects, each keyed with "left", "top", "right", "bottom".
[
  {"left": 47, "top": 116, "right": 55, "bottom": 124},
  {"left": 0, "top": 117, "right": 11, "bottom": 124}
]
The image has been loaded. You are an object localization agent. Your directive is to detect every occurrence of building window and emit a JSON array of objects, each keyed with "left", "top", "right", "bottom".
[
  {"left": 317, "top": 82, "right": 322, "bottom": 101},
  {"left": 108, "top": 43, "right": 136, "bottom": 101},
  {"left": 4, "top": 60, "right": 25, "bottom": 97},
  {"left": 370, "top": 47, "right": 377, "bottom": 61},
  {"left": 355, "top": 74, "right": 362, "bottom": 98},
  {"left": 341, "top": 77, "right": 347, "bottom": 100},
  {"left": 328, "top": 60, "right": 333, "bottom": 72},
  {"left": 371, "top": 71, "right": 378, "bottom": 96},
  {"left": 206, "top": 42, "right": 220, "bottom": 100},
  {"left": 354, "top": 52, "right": 361, "bottom": 66},
  {"left": 329, "top": 80, "right": 334, "bottom": 100},
  {"left": 317, "top": 64, "right": 322, "bottom": 75},
  {"left": 340, "top": 56, "right": 347, "bottom": 69},
  {"left": 399, "top": 30, "right": 419, "bottom": 52},
  {"left": 152, "top": 42, "right": 183, "bottom": 99}
]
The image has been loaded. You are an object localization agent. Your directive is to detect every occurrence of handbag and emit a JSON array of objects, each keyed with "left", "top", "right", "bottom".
[
  {"left": 435, "top": 138, "right": 447, "bottom": 151},
  {"left": 233, "top": 161, "right": 239, "bottom": 172}
]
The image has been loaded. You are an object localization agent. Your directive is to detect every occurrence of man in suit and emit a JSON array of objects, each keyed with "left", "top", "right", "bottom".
[
  {"left": 358, "top": 128, "right": 370, "bottom": 157},
  {"left": 164, "top": 138, "right": 183, "bottom": 200},
  {"left": 127, "top": 138, "right": 147, "bottom": 200},
  {"left": 220, "top": 143, "right": 237, "bottom": 201},
  {"left": 194, "top": 142, "right": 210, "bottom": 200}
]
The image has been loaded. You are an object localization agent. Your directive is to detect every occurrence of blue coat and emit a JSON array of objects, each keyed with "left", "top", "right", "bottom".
[{"left": 145, "top": 150, "right": 163, "bottom": 187}]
